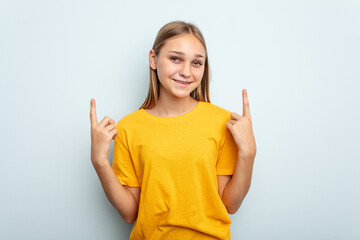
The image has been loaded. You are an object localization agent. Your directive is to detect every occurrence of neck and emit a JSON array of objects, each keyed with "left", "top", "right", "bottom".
[{"left": 153, "top": 88, "right": 198, "bottom": 117}]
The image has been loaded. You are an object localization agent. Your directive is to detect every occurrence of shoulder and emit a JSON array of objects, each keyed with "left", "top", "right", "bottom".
[
  {"left": 115, "top": 109, "right": 143, "bottom": 130},
  {"left": 200, "top": 101, "right": 232, "bottom": 121}
]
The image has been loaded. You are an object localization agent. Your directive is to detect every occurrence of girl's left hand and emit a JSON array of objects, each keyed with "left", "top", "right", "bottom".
[{"left": 225, "top": 89, "right": 257, "bottom": 160}]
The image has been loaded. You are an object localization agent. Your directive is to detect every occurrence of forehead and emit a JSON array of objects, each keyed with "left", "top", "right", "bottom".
[{"left": 161, "top": 34, "right": 206, "bottom": 57}]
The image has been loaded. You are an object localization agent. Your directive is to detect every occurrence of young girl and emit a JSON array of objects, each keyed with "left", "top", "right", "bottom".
[{"left": 90, "top": 20, "right": 256, "bottom": 240}]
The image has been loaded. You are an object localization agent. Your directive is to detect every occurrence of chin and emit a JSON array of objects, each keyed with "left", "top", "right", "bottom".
[{"left": 168, "top": 90, "right": 191, "bottom": 98}]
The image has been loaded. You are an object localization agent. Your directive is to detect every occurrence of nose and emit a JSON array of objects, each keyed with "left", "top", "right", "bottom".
[{"left": 179, "top": 63, "right": 191, "bottom": 78}]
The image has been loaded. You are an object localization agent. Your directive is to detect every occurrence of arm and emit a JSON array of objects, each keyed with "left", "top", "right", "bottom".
[
  {"left": 89, "top": 99, "right": 140, "bottom": 223},
  {"left": 92, "top": 160, "right": 139, "bottom": 223},
  {"left": 221, "top": 154, "right": 255, "bottom": 214},
  {"left": 222, "top": 89, "right": 256, "bottom": 214}
]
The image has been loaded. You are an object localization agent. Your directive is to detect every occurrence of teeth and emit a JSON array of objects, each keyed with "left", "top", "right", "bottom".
[{"left": 175, "top": 79, "right": 190, "bottom": 84}]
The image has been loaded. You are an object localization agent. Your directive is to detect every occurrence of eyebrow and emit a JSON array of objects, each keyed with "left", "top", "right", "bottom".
[{"left": 168, "top": 51, "right": 205, "bottom": 59}]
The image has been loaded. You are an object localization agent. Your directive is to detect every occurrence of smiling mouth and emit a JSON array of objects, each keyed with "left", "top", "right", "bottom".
[{"left": 173, "top": 79, "right": 192, "bottom": 85}]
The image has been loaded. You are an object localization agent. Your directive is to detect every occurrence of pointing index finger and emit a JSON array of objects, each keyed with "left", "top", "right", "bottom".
[
  {"left": 242, "top": 89, "right": 251, "bottom": 117},
  {"left": 90, "top": 99, "right": 98, "bottom": 126}
]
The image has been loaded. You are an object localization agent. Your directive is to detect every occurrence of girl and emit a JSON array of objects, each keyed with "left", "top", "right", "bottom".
[{"left": 90, "top": 20, "right": 256, "bottom": 239}]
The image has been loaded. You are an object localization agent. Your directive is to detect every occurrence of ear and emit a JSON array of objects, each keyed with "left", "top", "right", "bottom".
[{"left": 149, "top": 49, "right": 157, "bottom": 70}]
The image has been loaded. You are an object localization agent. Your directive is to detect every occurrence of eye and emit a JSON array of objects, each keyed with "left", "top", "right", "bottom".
[
  {"left": 170, "top": 56, "right": 181, "bottom": 62},
  {"left": 194, "top": 61, "right": 203, "bottom": 66}
]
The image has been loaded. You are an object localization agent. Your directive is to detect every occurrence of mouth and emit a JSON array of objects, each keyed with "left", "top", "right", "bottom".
[{"left": 172, "top": 78, "right": 192, "bottom": 85}]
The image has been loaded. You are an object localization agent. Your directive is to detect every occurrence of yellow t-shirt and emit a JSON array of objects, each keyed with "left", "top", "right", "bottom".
[{"left": 112, "top": 100, "right": 238, "bottom": 240}]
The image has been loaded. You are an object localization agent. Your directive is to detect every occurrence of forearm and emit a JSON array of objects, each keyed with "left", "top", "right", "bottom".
[
  {"left": 222, "top": 153, "right": 255, "bottom": 214},
  {"left": 92, "top": 160, "right": 138, "bottom": 223}
]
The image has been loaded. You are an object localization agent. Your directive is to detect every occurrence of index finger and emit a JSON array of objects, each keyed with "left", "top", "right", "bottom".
[
  {"left": 90, "top": 99, "right": 98, "bottom": 126},
  {"left": 242, "top": 89, "right": 251, "bottom": 117}
]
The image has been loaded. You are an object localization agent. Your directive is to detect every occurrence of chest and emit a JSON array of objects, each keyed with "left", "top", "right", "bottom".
[{"left": 130, "top": 124, "right": 222, "bottom": 172}]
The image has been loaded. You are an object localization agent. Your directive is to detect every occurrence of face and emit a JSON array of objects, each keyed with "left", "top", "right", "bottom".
[{"left": 149, "top": 34, "right": 206, "bottom": 99}]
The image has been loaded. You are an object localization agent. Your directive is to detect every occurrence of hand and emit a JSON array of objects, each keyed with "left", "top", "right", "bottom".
[
  {"left": 225, "top": 89, "right": 257, "bottom": 160},
  {"left": 90, "top": 99, "right": 118, "bottom": 166}
]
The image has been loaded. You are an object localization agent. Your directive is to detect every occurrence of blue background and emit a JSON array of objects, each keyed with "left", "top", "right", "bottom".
[{"left": 1, "top": 0, "right": 359, "bottom": 239}]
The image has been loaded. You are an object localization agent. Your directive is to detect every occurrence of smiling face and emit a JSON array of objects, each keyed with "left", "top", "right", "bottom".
[{"left": 149, "top": 33, "right": 206, "bottom": 99}]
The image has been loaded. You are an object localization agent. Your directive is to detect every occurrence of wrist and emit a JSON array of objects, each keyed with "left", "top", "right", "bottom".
[
  {"left": 92, "top": 157, "right": 110, "bottom": 169},
  {"left": 237, "top": 152, "right": 255, "bottom": 161}
]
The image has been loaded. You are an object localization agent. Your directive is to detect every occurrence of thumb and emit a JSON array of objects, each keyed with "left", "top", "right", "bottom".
[
  {"left": 112, "top": 133, "right": 117, "bottom": 140},
  {"left": 225, "top": 121, "right": 232, "bottom": 131},
  {"left": 90, "top": 99, "right": 98, "bottom": 126}
]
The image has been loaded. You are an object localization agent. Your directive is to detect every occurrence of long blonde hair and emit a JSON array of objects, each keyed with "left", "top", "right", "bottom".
[{"left": 139, "top": 21, "right": 211, "bottom": 110}]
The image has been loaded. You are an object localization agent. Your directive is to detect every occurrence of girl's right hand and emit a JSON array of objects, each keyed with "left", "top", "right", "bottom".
[{"left": 90, "top": 99, "right": 118, "bottom": 167}]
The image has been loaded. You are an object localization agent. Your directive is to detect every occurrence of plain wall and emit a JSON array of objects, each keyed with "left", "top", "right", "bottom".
[{"left": 1, "top": 0, "right": 359, "bottom": 239}]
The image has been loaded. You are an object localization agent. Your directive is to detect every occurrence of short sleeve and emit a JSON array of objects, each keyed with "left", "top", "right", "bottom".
[
  {"left": 112, "top": 120, "right": 140, "bottom": 187},
  {"left": 216, "top": 128, "right": 238, "bottom": 175}
]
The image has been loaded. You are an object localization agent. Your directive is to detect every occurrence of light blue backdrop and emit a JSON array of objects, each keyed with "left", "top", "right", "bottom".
[{"left": 1, "top": 0, "right": 359, "bottom": 239}]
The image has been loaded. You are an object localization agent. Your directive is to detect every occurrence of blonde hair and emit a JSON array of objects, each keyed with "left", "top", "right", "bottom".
[{"left": 139, "top": 20, "right": 211, "bottom": 110}]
